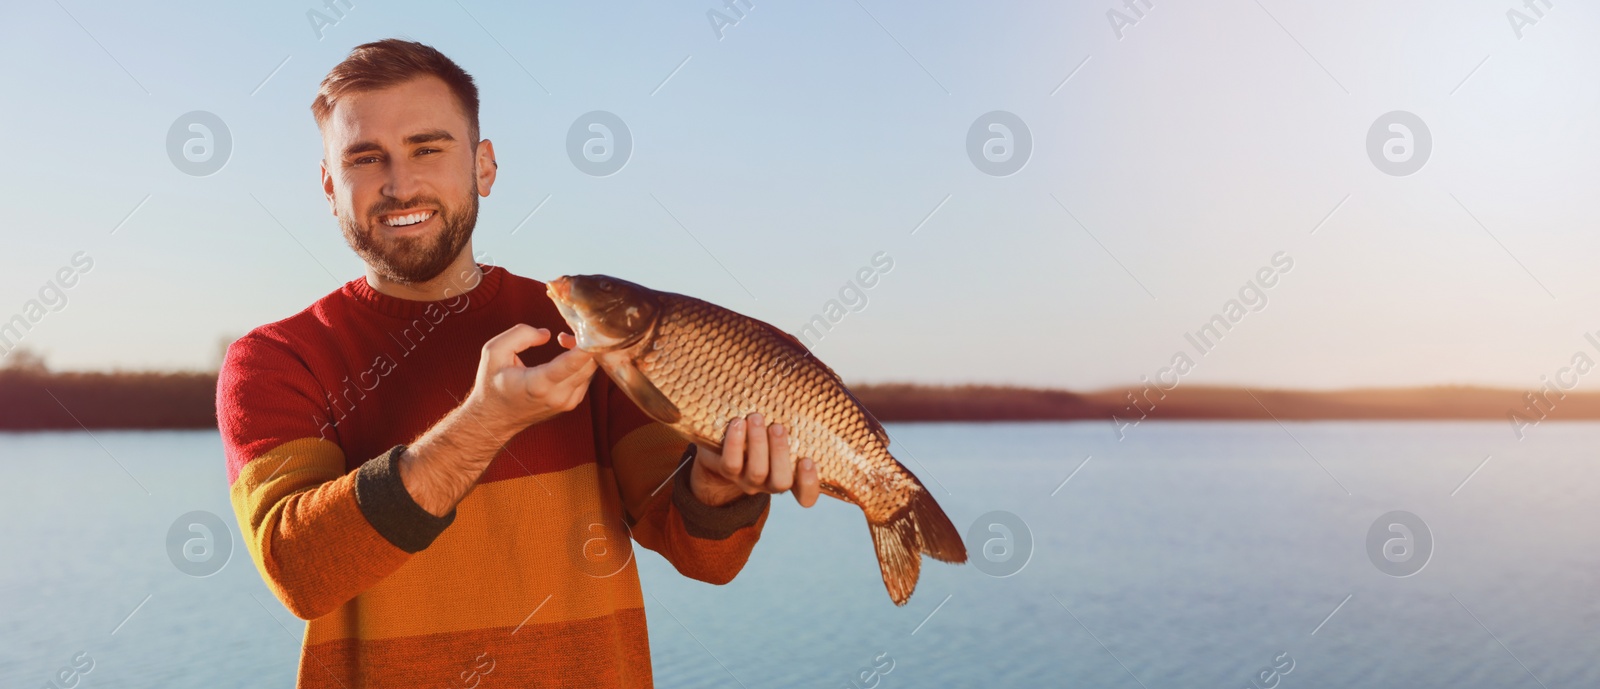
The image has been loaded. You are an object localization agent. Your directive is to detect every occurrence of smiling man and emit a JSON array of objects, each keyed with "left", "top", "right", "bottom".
[{"left": 216, "top": 39, "right": 819, "bottom": 688}]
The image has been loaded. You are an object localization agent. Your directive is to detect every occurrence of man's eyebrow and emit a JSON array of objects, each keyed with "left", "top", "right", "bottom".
[
  {"left": 340, "top": 130, "right": 456, "bottom": 159},
  {"left": 341, "top": 140, "right": 383, "bottom": 159},
  {"left": 405, "top": 129, "right": 455, "bottom": 145}
]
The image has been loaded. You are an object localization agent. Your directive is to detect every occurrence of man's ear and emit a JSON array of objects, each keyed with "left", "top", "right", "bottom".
[
  {"left": 320, "top": 159, "right": 338, "bottom": 216},
  {"left": 475, "top": 139, "right": 497, "bottom": 197}
]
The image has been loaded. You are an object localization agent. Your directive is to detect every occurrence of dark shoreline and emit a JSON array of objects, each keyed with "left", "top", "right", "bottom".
[{"left": 0, "top": 370, "right": 1580, "bottom": 431}]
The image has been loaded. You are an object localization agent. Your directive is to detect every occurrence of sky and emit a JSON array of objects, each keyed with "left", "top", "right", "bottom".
[{"left": 1, "top": 0, "right": 1598, "bottom": 391}]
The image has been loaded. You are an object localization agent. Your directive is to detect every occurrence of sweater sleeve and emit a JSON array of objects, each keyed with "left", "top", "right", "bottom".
[
  {"left": 598, "top": 376, "right": 769, "bottom": 585},
  {"left": 218, "top": 334, "right": 454, "bottom": 620}
]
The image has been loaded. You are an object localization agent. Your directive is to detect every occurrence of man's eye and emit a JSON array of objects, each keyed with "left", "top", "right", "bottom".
[
  {"left": 417, "top": 148, "right": 439, "bottom": 155},
  {"left": 354, "top": 156, "right": 380, "bottom": 165}
]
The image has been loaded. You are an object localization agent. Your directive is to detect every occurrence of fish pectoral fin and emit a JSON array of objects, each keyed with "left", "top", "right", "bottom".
[{"left": 603, "top": 358, "right": 682, "bottom": 425}]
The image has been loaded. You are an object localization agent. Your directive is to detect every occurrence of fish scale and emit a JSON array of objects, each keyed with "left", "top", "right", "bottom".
[
  {"left": 650, "top": 300, "right": 898, "bottom": 515},
  {"left": 549, "top": 274, "right": 967, "bottom": 605}
]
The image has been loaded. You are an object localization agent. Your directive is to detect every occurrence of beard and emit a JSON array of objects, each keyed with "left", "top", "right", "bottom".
[{"left": 340, "top": 173, "right": 478, "bottom": 286}]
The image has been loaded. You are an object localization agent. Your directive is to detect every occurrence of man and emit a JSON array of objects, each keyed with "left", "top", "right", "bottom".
[{"left": 217, "top": 39, "right": 820, "bottom": 688}]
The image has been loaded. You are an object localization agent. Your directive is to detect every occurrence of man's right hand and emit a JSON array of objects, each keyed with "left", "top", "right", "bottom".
[
  {"left": 399, "top": 324, "right": 598, "bottom": 517},
  {"left": 467, "top": 324, "right": 599, "bottom": 437}
]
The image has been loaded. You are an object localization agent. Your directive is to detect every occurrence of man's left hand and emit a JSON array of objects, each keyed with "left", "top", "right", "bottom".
[{"left": 688, "top": 413, "right": 821, "bottom": 508}]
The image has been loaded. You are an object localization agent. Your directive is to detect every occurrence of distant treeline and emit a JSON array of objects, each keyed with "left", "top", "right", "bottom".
[
  {"left": 854, "top": 383, "right": 1600, "bottom": 425},
  {"left": 0, "top": 369, "right": 1591, "bottom": 430},
  {"left": 0, "top": 369, "right": 218, "bottom": 430}
]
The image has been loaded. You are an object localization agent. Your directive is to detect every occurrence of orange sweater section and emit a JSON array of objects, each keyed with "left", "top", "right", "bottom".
[{"left": 217, "top": 266, "right": 770, "bottom": 688}]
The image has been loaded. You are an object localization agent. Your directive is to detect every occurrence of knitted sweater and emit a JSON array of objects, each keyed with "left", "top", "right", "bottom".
[{"left": 217, "top": 265, "right": 771, "bottom": 688}]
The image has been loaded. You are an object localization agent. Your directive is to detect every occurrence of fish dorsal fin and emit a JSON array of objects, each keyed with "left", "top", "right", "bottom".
[
  {"left": 601, "top": 355, "right": 682, "bottom": 425},
  {"left": 750, "top": 317, "right": 890, "bottom": 448}
]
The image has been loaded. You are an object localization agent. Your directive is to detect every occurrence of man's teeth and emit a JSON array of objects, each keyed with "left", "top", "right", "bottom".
[{"left": 383, "top": 211, "right": 434, "bottom": 227}]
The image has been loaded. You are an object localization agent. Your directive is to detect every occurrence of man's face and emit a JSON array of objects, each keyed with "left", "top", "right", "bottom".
[{"left": 319, "top": 76, "right": 495, "bottom": 285}]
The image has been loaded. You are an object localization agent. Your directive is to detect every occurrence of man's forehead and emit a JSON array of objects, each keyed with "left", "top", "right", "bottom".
[{"left": 322, "top": 76, "right": 469, "bottom": 149}]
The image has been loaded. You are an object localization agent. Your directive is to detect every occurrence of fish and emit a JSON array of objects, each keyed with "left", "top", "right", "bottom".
[{"left": 546, "top": 274, "right": 967, "bottom": 605}]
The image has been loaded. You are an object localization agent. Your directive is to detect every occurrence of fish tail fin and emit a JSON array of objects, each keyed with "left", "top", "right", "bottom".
[
  {"left": 868, "top": 511, "right": 922, "bottom": 607},
  {"left": 910, "top": 486, "right": 968, "bottom": 565},
  {"left": 867, "top": 486, "right": 968, "bottom": 606}
]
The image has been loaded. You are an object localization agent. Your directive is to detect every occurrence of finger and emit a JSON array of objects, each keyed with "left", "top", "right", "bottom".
[
  {"left": 539, "top": 347, "right": 596, "bottom": 383},
  {"left": 557, "top": 332, "right": 577, "bottom": 349},
  {"left": 555, "top": 355, "right": 598, "bottom": 386},
  {"left": 484, "top": 324, "right": 551, "bottom": 362},
  {"left": 562, "top": 361, "right": 599, "bottom": 403},
  {"left": 720, "top": 418, "right": 746, "bottom": 476},
  {"left": 766, "top": 422, "right": 793, "bottom": 493},
  {"left": 743, "top": 413, "right": 769, "bottom": 488},
  {"left": 520, "top": 355, "right": 594, "bottom": 405},
  {"left": 557, "top": 375, "right": 591, "bottom": 410},
  {"left": 794, "top": 457, "right": 819, "bottom": 508}
]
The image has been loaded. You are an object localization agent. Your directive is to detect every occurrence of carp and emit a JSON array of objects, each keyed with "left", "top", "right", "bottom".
[{"left": 547, "top": 274, "right": 966, "bottom": 605}]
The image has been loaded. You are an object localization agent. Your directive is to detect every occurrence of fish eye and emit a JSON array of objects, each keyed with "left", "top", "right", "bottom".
[{"left": 599, "top": 279, "right": 614, "bottom": 292}]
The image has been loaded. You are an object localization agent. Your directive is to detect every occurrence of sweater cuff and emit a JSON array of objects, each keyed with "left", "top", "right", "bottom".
[
  {"left": 354, "top": 445, "right": 456, "bottom": 553},
  {"left": 671, "top": 444, "right": 770, "bottom": 540}
]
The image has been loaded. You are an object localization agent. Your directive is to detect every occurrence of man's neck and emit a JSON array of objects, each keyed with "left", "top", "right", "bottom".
[{"left": 364, "top": 244, "right": 484, "bottom": 302}]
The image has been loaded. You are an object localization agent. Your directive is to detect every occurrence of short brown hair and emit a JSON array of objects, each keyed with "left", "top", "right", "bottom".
[{"left": 311, "top": 39, "right": 481, "bottom": 142}]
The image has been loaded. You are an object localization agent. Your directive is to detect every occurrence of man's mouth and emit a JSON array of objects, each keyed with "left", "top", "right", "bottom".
[{"left": 379, "top": 209, "right": 436, "bottom": 227}]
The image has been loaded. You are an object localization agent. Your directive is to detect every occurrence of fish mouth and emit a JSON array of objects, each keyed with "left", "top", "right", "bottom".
[
  {"left": 547, "top": 276, "right": 572, "bottom": 300},
  {"left": 546, "top": 278, "right": 583, "bottom": 340},
  {"left": 546, "top": 276, "right": 629, "bottom": 351}
]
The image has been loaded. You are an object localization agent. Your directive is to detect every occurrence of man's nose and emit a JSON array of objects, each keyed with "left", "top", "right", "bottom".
[{"left": 382, "top": 156, "right": 425, "bottom": 201}]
